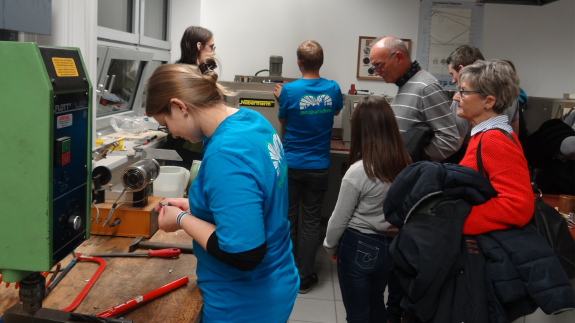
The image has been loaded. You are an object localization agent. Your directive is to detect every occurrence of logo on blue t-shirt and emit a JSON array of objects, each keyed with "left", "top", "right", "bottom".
[
  {"left": 299, "top": 94, "right": 333, "bottom": 115},
  {"left": 267, "top": 133, "right": 287, "bottom": 187}
]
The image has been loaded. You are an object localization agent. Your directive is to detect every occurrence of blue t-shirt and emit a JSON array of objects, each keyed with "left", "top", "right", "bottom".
[
  {"left": 278, "top": 78, "right": 343, "bottom": 169},
  {"left": 189, "top": 108, "right": 299, "bottom": 323}
]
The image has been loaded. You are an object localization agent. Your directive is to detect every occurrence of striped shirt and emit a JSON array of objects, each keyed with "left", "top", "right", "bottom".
[
  {"left": 471, "top": 115, "right": 513, "bottom": 137},
  {"left": 391, "top": 70, "right": 460, "bottom": 161}
]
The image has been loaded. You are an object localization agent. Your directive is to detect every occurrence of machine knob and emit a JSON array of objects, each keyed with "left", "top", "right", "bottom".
[{"left": 68, "top": 216, "right": 82, "bottom": 231}]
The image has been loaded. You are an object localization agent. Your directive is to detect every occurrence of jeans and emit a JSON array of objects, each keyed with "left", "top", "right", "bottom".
[
  {"left": 337, "top": 228, "right": 394, "bottom": 323},
  {"left": 287, "top": 168, "right": 329, "bottom": 279}
]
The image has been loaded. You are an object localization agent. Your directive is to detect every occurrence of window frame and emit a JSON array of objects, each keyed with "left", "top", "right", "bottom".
[
  {"left": 97, "top": 0, "right": 140, "bottom": 44},
  {"left": 96, "top": 47, "right": 154, "bottom": 118},
  {"left": 138, "top": 0, "right": 172, "bottom": 50}
]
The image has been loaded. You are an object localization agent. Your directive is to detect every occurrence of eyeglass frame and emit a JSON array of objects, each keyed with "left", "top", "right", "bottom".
[
  {"left": 197, "top": 42, "right": 216, "bottom": 51},
  {"left": 455, "top": 86, "right": 485, "bottom": 98},
  {"left": 370, "top": 52, "right": 397, "bottom": 73}
]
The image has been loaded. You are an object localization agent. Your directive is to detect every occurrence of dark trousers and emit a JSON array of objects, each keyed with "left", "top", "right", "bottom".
[
  {"left": 337, "top": 228, "right": 394, "bottom": 323},
  {"left": 287, "top": 168, "right": 329, "bottom": 279}
]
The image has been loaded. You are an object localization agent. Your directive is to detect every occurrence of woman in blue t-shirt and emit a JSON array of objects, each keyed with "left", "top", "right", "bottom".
[{"left": 146, "top": 56, "right": 299, "bottom": 323}]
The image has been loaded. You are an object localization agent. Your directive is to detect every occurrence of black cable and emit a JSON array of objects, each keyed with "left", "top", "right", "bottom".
[{"left": 255, "top": 69, "right": 269, "bottom": 76}]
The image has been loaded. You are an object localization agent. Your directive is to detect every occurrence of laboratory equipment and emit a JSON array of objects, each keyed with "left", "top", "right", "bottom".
[
  {"left": 234, "top": 55, "right": 298, "bottom": 84},
  {"left": 0, "top": 42, "right": 92, "bottom": 314},
  {"left": 121, "top": 158, "right": 160, "bottom": 207}
]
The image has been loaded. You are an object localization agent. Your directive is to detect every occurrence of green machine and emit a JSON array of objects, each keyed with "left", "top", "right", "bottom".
[{"left": 0, "top": 42, "right": 92, "bottom": 313}]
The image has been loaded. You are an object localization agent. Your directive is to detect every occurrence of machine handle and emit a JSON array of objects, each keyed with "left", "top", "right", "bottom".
[{"left": 148, "top": 248, "right": 181, "bottom": 258}]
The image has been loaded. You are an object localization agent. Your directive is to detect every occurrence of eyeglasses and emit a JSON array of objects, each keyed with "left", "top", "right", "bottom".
[
  {"left": 198, "top": 42, "right": 216, "bottom": 51},
  {"left": 368, "top": 52, "right": 396, "bottom": 74},
  {"left": 455, "top": 86, "right": 485, "bottom": 98}
]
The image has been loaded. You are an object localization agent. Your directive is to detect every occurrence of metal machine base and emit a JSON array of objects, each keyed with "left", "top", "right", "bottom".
[{"left": 3, "top": 304, "right": 72, "bottom": 323}]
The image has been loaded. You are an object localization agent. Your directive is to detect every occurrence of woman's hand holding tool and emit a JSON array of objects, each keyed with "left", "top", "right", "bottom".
[
  {"left": 155, "top": 198, "right": 189, "bottom": 212},
  {"left": 157, "top": 205, "right": 186, "bottom": 232}
]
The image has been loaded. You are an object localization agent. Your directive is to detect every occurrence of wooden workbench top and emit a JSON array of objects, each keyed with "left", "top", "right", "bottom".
[{"left": 0, "top": 230, "right": 202, "bottom": 322}]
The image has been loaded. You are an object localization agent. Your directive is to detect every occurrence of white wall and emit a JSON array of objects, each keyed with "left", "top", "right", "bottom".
[
  {"left": 36, "top": 0, "right": 98, "bottom": 146},
  {"left": 193, "top": 0, "right": 574, "bottom": 99},
  {"left": 200, "top": 0, "right": 420, "bottom": 97},
  {"left": 482, "top": 0, "right": 575, "bottom": 98},
  {"left": 36, "top": 0, "right": 98, "bottom": 88},
  {"left": 170, "top": 0, "right": 202, "bottom": 63}
]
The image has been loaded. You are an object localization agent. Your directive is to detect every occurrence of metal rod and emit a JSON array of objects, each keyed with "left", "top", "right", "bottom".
[{"left": 108, "top": 75, "right": 116, "bottom": 93}]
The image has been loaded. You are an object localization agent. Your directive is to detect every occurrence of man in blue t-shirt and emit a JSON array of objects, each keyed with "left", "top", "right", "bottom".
[{"left": 274, "top": 40, "right": 343, "bottom": 293}]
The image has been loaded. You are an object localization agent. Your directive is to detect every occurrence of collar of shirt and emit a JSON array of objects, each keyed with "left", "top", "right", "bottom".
[{"left": 471, "top": 115, "right": 513, "bottom": 137}]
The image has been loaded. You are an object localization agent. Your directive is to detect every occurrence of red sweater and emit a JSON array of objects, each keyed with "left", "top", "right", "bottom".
[{"left": 459, "top": 131, "right": 534, "bottom": 235}]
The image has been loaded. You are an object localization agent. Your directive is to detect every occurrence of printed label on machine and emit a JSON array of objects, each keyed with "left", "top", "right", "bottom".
[
  {"left": 52, "top": 57, "right": 79, "bottom": 77},
  {"left": 239, "top": 98, "right": 276, "bottom": 108},
  {"left": 57, "top": 114, "right": 73, "bottom": 129}
]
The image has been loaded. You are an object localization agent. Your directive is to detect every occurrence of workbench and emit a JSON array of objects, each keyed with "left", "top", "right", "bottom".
[{"left": 0, "top": 230, "right": 202, "bottom": 323}]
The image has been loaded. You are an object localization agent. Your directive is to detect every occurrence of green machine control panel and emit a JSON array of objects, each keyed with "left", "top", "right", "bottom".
[{"left": 0, "top": 42, "right": 92, "bottom": 283}]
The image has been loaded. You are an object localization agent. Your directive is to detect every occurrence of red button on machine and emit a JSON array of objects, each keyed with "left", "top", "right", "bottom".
[{"left": 62, "top": 152, "right": 71, "bottom": 166}]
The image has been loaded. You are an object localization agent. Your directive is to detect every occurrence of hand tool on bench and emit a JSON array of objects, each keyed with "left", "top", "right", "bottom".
[
  {"left": 43, "top": 254, "right": 106, "bottom": 312},
  {"left": 45, "top": 256, "right": 79, "bottom": 297},
  {"left": 95, "top": 276, "right": 189, "bottom": 318},
  {"left": 90, "top": 248, "right": 180, "bottom": 258},
  {"left": 128, "top": 235, "right": 194, "bottom": 254}
]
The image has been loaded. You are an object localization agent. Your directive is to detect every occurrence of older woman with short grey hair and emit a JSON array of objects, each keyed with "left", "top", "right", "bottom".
[{"left": 453, "top": 59, "right": 533, "bottom": 235}]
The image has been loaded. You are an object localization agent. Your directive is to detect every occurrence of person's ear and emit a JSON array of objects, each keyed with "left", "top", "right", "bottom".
[
  {"left": 170, "top": 99, "right": 189, "bottom": 115},
  {"left": 197, "top": 42, "right": 202, "bottom": 51},
  {"left": 458, "top": 65, "right": 464, "bottom": 71},
  {"left": 395, "top": 51, "right": 405, "bottom": 63},
  {"left": 484, "top": 95, "right": 496, "bottom": 111}
]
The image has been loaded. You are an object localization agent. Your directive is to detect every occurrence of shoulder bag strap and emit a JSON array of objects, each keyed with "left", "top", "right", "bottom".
[{"left": 476, "top": 128, "right": 518, "bottom": 178}]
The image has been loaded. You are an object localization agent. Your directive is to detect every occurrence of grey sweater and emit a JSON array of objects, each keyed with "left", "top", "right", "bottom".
[
  {"left": 392, "top": 70, "right": 460, "bottom": 161},
  {"left": 323, "top": 160, "right": 397, "bottom": 255}
]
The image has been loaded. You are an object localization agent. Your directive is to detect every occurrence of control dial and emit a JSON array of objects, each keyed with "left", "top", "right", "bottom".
[{"left": 68, "top": 216, "right": 82, "bottom": 231}]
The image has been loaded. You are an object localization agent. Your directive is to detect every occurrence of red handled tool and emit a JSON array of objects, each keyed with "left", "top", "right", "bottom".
[
  {"left": 96, "top": 276, "right": 189, "bottom": 318},
  {"left": 89, "top": 248, "right": 181, "bottom": 258}
]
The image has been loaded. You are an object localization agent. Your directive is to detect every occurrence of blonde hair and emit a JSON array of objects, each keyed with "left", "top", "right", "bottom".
[
  {"left": 297, "top": 40, "right": 323, "bottom": 71},
  {"left": 145, "top": 55, "right": 230, "bottom": 117},
  {"left": 459, "top": 59, "right": 520, "bottom": 114}
]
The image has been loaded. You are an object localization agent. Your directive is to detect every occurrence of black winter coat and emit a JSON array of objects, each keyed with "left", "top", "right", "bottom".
[
  {"left": 477, "top": 224, "right": 575, "bottom": 323},
  {"left": 384, "top": 162, "right": 497, "bottom": 323},
  {"left": 385, "top": 161, "right": 575, "bottom": 323}
]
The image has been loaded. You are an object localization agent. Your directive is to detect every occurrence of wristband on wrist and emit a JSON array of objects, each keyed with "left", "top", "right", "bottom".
[{"left": 176, "top": 211, "right": 190, "bottom": 227}]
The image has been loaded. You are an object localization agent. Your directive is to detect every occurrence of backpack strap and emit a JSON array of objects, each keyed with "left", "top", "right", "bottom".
[{"left": 476, "top": 128, "right": 518, "bottom": 178}]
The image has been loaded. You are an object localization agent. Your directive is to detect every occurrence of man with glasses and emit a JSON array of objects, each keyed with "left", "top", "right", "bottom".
[
  {"left": 369, "top": 37, "right": 460, "bottom": 162},
  {"left": 443, "top": 45, "right": 520, "bottom": 163}
]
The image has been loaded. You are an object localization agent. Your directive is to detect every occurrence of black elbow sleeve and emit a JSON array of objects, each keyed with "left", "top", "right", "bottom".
[{"left": 206, "top": 232, "right": 266, "bottom": 271}]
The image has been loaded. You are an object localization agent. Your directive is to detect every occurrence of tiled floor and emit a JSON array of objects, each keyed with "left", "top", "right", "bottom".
[
  {"left": 287, "top": 246, "right": 575, "bottom": 323},
  {"left": 288, "top": 246, "right": 342, "bottom": 323},
  {"left": 288, "top": 246, "right": 388, "bottom": 323}
]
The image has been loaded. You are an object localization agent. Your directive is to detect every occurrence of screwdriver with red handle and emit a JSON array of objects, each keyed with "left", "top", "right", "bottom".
[{"left": 89, "top": 248, "right": 180, "bottom": 258}]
